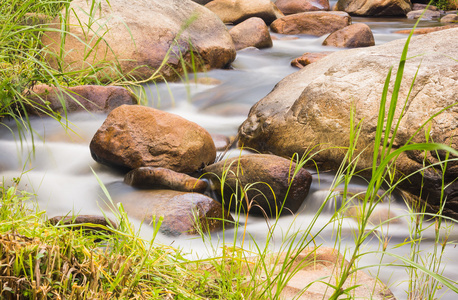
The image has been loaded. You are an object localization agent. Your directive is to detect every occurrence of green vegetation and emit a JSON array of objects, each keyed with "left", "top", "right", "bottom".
[{"left": 1, "top": 0, "right": 458, "bottom": 299}]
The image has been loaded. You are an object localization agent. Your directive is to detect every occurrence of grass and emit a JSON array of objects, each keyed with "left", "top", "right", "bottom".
[{"left": 1, "top": 0, "right": 458, "bottom": 299}]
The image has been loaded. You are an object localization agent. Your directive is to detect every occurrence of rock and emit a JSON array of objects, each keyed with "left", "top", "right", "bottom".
[
  {"left": 211, "top": 134, "right": 232, "bottom": 151},
  {"left": 205, "top": 0, "right": 284, "bottom": 25},
  {"left": 42, "top": 0, "right": 236, "bottom": 82},
  {"left": 406, "top": 9, "right": 441, "bottom": 19},
  {"left": 229, "top": 17, "right": 273, "bottom": 50},
  {"left": 191, "top": 0, "right": 213, "bottom": 4},
  {"left": 246, "top": 247, "right": 395, "bottom": 299},
  {"left": 335, "top": 0, "right": 411, "bottom": 16},
  {"left": 238, "top": 28, "right": 458, "bottom": 219},
  {"left": 322, "top": 23, "right": 375, "bottom": 48},
  {"left": 291, "top": 51, "right": 333, "bottom": 68},
  {"left": 48, "top": 215, "right": 118, "bottom": 230},
  {"left": 25, "top": 85, "right": 137, "bottom": 115},
  {"left": 276, "top": 0, "right": 331, "bottom": 14},
  {"left": 441, "top": 13, "right": 458, "bottom": 23},
  {"left": 114, "top": 189, "right": 233, "bottom": 236},
  {"left": 394, "top": 24, "right": 458, "bottom": 34},
  {"left": 90, "top": 105, "right": 216, "bottom": 173},
  {"left": 203, "top": 154, "right": 312, "bottom": 217},
  {"left": 124, "top": 167, "right": 208, "bottom": 193},
  {"left": 270, "top": 11, "right": 351, "bottom": 36},
  {"left": 412, "top": 3, "right": 438, "bottom": 10},
  {"left": 194, "top": 77, "right": 222, "bottom": 85}
]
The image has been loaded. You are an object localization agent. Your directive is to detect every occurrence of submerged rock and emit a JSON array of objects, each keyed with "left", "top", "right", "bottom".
[
  {"left": 270, "top": 11, "right": 351, "bottom": 36},
  {"left": 229, "top": 17, "right": 273, "bottom": 50},
  {"left": 322, "top": 23, "right": 375, "bottom": 48},
  {"left": 124, "top": 167, "right": 208, "bottom": 193},
  {"left": 335, "top": 0, "right": 411, "bottom": 16},
  {"left": 205, "top": 0, "right": 284, "bottom": 25},
  {"left": 114, "top": 189, "right": 233, "bottom": 236},
  {"left": 90, "top": 105, "right": 216, "bottom": 173},
  {"left": 394, "top": 24, "right": 458, "bottom": 34},
  {"left": 238, "top": 28, "right": 458, "bottom": 219},
  {"left": 25, "top": 85, "right": 136, "bottom": 115},
  {"left": 42, "top": 0, "right": 236, "bottom": 82},
  {"left": 203, "top": 154, "right": 312, "bottom": 217}
]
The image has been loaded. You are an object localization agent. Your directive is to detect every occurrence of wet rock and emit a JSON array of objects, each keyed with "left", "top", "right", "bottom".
[
  {"left": 229, "top": 17, "right": 273, "bottom": 50},
  {"left": 335, "top": 0, "right": 411, "bottom": 16},
  {"left": 406, "top": 9, "right": 441, "bottom": 19},
  {"left": 322, "top": 23, "right": 375, "bottom": 48},
  {"left": 194, "top": 77, "right": 222, "bottom": 85},
  {"left": 205, "top": 0, "right": 284, "bottom": 25},
  {"left": 203, "top": 154, "right": 312, "bottom": 217},
  {"left": 124, "top": 167, "right": 208, "bottom": 193},
  {"left": 238, "top": 28, "right": 458, "bottom": 219},
  {"left": 241, "top": 247, "right": 395, "bottom": 299},
  {"left": 270, "top": 11, "right": 351, "bottom": 36},
  {"left": 114, "top": 189, "right": 233, "bottom": 236},
  {"left": 276, "top": 0, "right": 331, "bottom": 14},
  {"left": 291, "top": 52, "right": 333, "bottom": 68},
  {"left": 42, "top": 0, "right": 236, "bottom": 82},
  {"left": 25, "top": 85, "right": 136, "bottom": 115},
  {"left": 441, "top": 13, "right": 458, "bottom": 23},
  {"left": 48, "top": 215, "right": 118, "bottom": 230},
  {"left": 394, "top": 24, "right": 458, "bottom": 34},
  {"left": 90, "top": 105, "right": 216, "bottom": 173}
]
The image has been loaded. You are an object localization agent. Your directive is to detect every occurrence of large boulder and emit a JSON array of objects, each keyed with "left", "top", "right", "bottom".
[
  {"left": 229, "top": 17, "right": 273, "bottom": 50},
  {"left": 270, "top": 11, "right": 351, "bottom": 36},
  {"left": 113, "top": 189, "right": 233, "bottom": 236},
  {"left": 276, "top": 0, "right": 331, "bottom": 14},
  {"left": 322, "top": 23, "right": 375, "bottom": 48},
  {"left": 238, "top": 28, "right": 458, "bottom": 218},
  {"left": 203, "top": 154, "right": 312, "bottom": 217},
  {"left": 205, "top": 0, "right": 284, "bottom": 25},
  {"left": 42, "top": 0, "right": 236, "bottom": 82},
  {"left": 90, "top": 105, "right": 216, "bottom": 173},
  {"left": 25, "top": 85, "right": 136, "bottom": 115},
  {"left": 335, "top": 0, "right": 412, "bottom": 16}
]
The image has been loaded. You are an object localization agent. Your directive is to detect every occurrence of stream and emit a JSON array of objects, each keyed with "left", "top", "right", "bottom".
[{"left": 0, "top": 13, "right": 457, "bottom": 299}]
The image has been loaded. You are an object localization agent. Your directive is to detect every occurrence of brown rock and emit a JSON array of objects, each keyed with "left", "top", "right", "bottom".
[
  {"left": 406, "top": 9, "right": 441, "bottom": 20},
  {"left": 291, "top": 51, "right": 333, "bottom": 68},
  {"left": 42, "top": 0, "right": 236, "bottom": 82},
  {"left": 244, "top": 247, "right": 395, "bottom": 299},
  {"left": 48, "top": 215, "right": 118, "bottom": 230},
  {"left": 114, "top": 189, "right": 233, "bottom": 236},
  {"left": 124, "top": 167, "right": 208, "bottom": 193},
  {"left": 205, "top": 0, "right": 284, "bottom": 25},
  {"left": 25, "top": 85, "right": 137, "bottom": 115},
  {"left": 270, "top": 11, "right": 351, "bottom": 36},
  {"left": 229, "top": 17, "right": 273, "bottom": 50},
  {"left": 238, "top": 28, "right": 458, "bottom": 219},
  {"left": 90, "top": 105, "right": 216, "bottom": 173},
  {"left": 394, "top": 24, "right": 458, "bottom": 34},
  {"left": 335, "top": 0, "right": 411, "bottom": 16},
  {"left": 276, "top": 0, "right": 331, "bottom": 14},
  {"left": 211, "top": 134, "right": 232, "bottom": 151},
  {"left": 322, "top": 23, "right": 375, "bottom": 48},
  {"left": 441, "top": 13, "right": 458, "bottom": 23},
  {"left": 203, "top": 154, "right": 312, "bottom": 217}
]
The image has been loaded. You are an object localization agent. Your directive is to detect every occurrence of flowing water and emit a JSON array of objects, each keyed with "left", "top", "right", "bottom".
[{"left": 1, "top": 15, "right": 457, "bottom": 299}]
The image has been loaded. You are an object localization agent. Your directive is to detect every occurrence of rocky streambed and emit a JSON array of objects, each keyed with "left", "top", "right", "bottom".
[{"left": 1, "top": 0, "right": 458, "bottom": 298}]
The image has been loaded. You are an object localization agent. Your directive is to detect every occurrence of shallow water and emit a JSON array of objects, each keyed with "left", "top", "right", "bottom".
[{"left": 0, "top": 15, "right": 456, "bottom": 299}]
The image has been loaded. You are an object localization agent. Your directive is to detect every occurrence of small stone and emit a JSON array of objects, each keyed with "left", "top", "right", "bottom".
[
  {"left": 441, "top": 13, "right": 458, "bottom": 23},
  {"left": 48, "top": 215, "right": 118, "bottom": 230},
  {"left": 291, "top": 51, "right": 333, "bottom": 68},
  {"left": 406, "top": 9, "right": 441, "bottom": 20}
]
